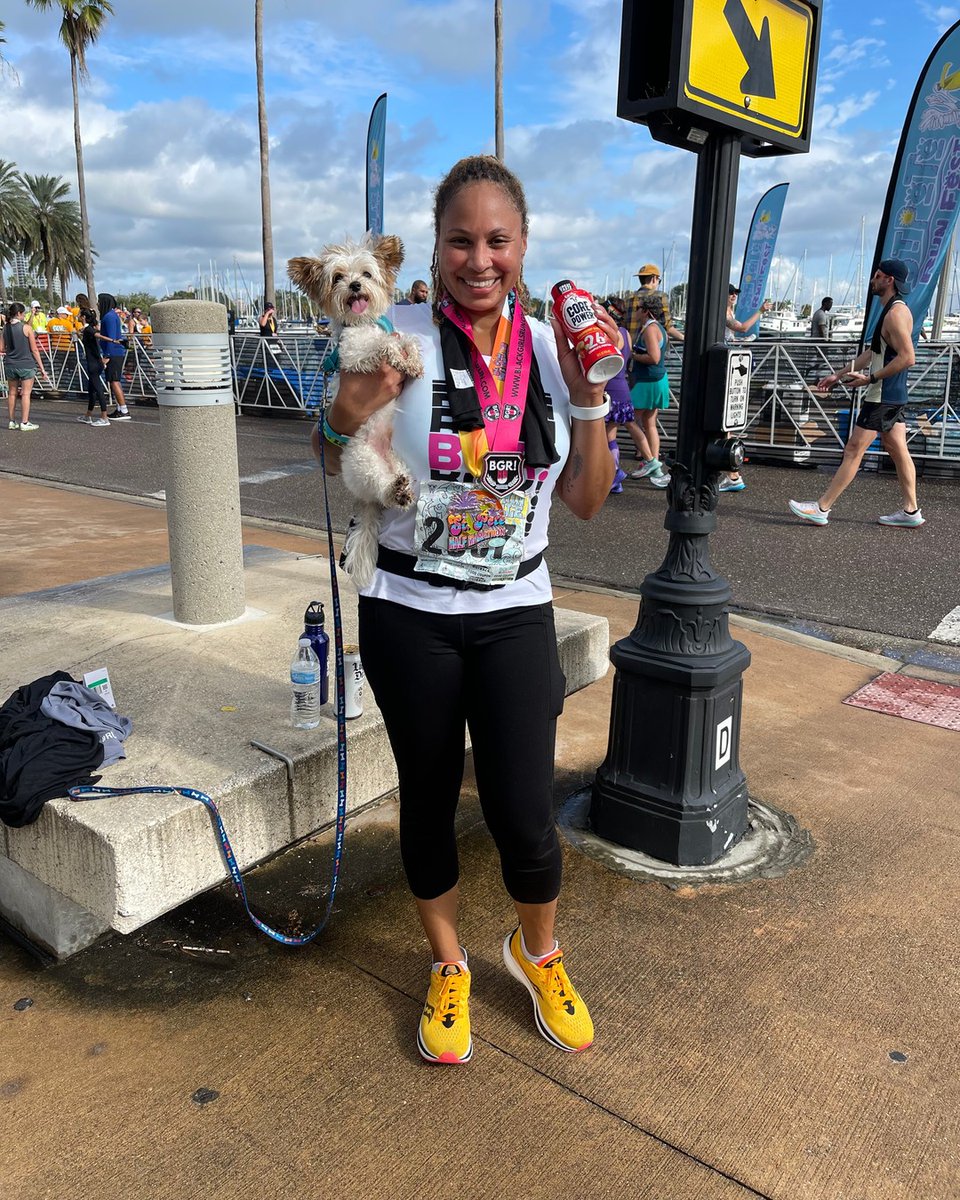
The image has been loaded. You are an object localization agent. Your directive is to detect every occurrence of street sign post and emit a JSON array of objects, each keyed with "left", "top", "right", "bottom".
[{"left": 591, "top": 0, "right": 821, "bottom": 865}]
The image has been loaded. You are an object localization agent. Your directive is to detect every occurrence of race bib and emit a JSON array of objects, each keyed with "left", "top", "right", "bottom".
[{"left": 414, "top": 481, "right": 528, "bottom": 585}]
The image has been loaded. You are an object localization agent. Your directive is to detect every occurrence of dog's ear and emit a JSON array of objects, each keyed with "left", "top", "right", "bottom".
[
  {"left": 287, "top": 256, "right": 326, "bottom": 303},
  {"left": 371, "top": 234, "right": 404, "bottom": 276}
]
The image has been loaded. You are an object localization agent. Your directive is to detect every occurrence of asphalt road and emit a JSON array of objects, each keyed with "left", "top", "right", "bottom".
[{"left": 4, "top": 396, "right": 959, "bottom": 642}]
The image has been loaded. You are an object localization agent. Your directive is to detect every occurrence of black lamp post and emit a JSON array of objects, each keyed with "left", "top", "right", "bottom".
[{"left": 590, "top": 131, "right": 751, "bottom": 865}]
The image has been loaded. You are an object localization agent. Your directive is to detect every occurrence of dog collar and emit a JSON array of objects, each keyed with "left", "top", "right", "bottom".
[{"left": 320, "top": 314, "right": 396, "bottom": 374}]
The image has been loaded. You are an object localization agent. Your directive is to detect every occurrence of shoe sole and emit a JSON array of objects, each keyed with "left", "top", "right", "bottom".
[
  {"left": 416, "top": 1025, "right": 473, "bottom": 1065},
  {"left": 878, "top": 519, "right": 925, "bottom": 527},
  {"left": 109, "top": 416, "right": 132, "bottom": 421},
  {"left": 501, "top": 932, "right": 592, "bottom": 1054}
]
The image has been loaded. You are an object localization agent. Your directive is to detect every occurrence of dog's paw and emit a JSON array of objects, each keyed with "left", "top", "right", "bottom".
[
  {"left": 400, "top": 336, "right": 424, "bottom": 379},
  {"left": 392, "top": 475, "right": 414, "bottom": 508}
]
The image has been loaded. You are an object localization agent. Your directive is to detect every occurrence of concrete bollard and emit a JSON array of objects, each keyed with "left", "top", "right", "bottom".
[{"left": 150, "top": 300, "right": 246, "bottom": 625}]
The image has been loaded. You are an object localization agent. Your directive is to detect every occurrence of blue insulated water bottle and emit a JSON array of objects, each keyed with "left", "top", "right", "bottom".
[{"left": 303, "top": 601, "right": 330, "bottom": 706}]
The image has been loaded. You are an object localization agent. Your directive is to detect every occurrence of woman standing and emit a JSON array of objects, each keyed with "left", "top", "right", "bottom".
[
  {"left": 2, "top": 303, "right": 49, "bottom": 431},
  {"left": 628, "top": 293, "right": 671, "bottom": 488},
  {"left": 313, "top": 155, "right": 614, "bottom": 1064},
  {"left": 601, "top": 296, "right": 641, "bottom": 493}
]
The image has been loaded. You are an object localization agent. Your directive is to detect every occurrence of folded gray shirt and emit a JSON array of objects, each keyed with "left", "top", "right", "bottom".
[{"left": 41, "top": 681, "right": 133, "bottom": 767}]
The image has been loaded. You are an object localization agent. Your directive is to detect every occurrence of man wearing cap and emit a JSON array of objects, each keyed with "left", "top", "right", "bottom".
[
  {"left": 27, "top": 302, "right": 48, "bottom": 334},
  {"left": 624, "top": 265, "right": 684, "bottom": 351},
  {"left": 48, "top": 305, "right": 78, "bottom": 353},
  {"left": 789, "top": 258, "right": 923, "bottom": 528}
]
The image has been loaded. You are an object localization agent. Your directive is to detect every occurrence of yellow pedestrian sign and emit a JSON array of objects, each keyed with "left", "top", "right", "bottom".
[
  {"left": 616, "top": 0, "right": 822, "bottom": 156},
  {"left": 684, "top": 0, "right": 815, "bottom": 140}
]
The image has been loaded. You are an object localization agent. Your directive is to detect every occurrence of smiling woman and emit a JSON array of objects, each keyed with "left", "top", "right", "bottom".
[{"left": 313, "top": 154, "right": 617, "bottom": 1067}]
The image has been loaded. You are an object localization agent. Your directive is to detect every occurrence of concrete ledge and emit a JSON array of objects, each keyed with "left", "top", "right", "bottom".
[{"left": 0, "top": 548, "right": 608, "bottom": 957}]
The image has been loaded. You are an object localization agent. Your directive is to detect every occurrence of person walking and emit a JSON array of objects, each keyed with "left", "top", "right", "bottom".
[
  {"left": 97, "top": 294, "right": 131, "bottom": 420},
  {"left": 627, "top": 293, "right": 671, "bottom": 489},
  {"left": 313, "top": 154, "right": 610, "bottom": 1065},
  {"left": 602, "top": 296, "right": 644, "bottom": 493},
  {"left": 77, "top": 310, "right": 110, "bottom": 426},
  {"left": 789, "top": 258, "right": 922, "bottom": 528},
  {"left": 2, "top": 302, "right": 49, "bottom": 431}
]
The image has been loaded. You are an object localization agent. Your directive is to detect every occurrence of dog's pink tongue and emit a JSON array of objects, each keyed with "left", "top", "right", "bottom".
[{"left": 350, "top": 298, "right": 369, "bottom": 315}]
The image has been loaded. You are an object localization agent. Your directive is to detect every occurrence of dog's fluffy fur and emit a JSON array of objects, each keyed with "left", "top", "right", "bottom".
[{"left": 288, "top": 233, "right": 423, "bottom": 588}]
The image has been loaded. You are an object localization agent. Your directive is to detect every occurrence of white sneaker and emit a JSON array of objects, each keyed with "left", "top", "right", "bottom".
[
  {"left": 8, "top": 421, "right": 19, "bottom": 430},
  {"left": 789, "top": 499, "right": 829, "bottom": 525},
  {"left": 649, "top": 472, "right": 671, "bottom": 489},
  {"left": 91, "top": 417, "right": 111, "bottom": 427},
  {"left": 19, "top": 421, "right": 38, "bottom": 432},
  {"left": 878, "top": 508, "right": 925, "bottom": 527},
  {"left": 77, "top": 414, "right": 94, "bottom": 424}
]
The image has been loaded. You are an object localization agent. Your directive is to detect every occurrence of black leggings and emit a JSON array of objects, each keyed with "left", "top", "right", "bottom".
[
  {"left": 84, "top": 353, "right": 107, "bottom": 411},
  {"left": 358, "top": 595, "right": 566, "bottom": 904}
]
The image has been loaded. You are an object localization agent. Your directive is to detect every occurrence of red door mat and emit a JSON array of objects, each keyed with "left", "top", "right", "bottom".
[{"left": 843, "top": 673, "right": 960, "bottom": 731}]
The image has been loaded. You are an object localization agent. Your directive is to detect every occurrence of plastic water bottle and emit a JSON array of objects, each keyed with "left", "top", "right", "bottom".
[
  {"left": 302, "top": 601, "right": 330, "bottom": 706},
  {"left": 290, "top": 638, "right": 321, "bottom": 729}
]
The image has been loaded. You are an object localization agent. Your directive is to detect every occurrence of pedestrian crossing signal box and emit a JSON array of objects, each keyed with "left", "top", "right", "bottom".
[{"left": 618, "top": 0, "right": 822, "bottom": 156}]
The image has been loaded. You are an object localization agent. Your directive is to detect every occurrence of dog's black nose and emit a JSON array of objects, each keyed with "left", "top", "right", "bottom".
[{"left": 349, "top": 281, "right": 362, "bottom": 292}]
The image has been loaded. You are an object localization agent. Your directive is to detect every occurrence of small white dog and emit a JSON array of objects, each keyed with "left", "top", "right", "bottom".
[{"left": 288, "top": 233, "right": 423, "bottom": 587}]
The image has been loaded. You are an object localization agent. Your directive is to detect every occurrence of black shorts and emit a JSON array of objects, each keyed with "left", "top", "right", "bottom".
[
  {"left": 105, "top": 357, "right": 125, "bottom": 383},
  {"left": 856, "top": 403, "right": 905, "bottom": 433}
]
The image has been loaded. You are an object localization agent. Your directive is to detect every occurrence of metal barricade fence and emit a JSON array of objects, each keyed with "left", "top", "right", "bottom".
[
  {"left": 3, "top": 328, "right": 956, "bottom": 474},
  {"left": 231, "top": 332, "right": 332, "bottom": 415},
  {"left": 617, "top": 338, "right": 960, "bottom": 476}
]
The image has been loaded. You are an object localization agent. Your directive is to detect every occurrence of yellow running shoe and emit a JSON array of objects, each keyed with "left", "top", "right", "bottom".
[
  {"left": 417, "top": 962, "right": 473, "bottom": 1065},
  {"left": 503, "top": 927, "right": 594, "bottom": 1052}
]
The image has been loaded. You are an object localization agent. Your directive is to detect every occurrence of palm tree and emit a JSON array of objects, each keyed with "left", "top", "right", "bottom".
[
  {"left": 25, "top": 1, "right": 114, "bottom": 302},
  {"left": 494, "top": 1, "right": 504, "bottom": 160},
  {"left": 21, "top": 173, "right": 84, "bottom": 308},
  {"left": 255, "top": 0, "right": 275, "bottom": 307},
  {"left": 0, "top": 160, "right": 31, "bottom": 305}
]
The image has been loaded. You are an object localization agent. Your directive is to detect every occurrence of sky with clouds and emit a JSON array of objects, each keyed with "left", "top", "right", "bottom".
[{"left": 2, "top": 0, "right": 960, "bottom": 311}]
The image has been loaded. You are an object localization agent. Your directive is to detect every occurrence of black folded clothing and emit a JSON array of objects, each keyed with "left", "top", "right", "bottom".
[{"left": 0, "top": 671, "right": 104, "bottom": 828}]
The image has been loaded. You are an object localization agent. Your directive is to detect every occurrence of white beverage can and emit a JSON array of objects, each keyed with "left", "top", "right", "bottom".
[{"left": 340, "top": 645, "right": 364, "bottom": 719}]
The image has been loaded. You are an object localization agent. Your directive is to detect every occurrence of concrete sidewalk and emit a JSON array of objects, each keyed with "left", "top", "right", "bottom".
[{"left": 1, "top": 475, "right": 959, "bottom": 1200}]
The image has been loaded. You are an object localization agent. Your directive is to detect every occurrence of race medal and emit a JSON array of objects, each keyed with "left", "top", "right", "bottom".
[
  {"left": 414, "top": 482, "right": 529, "bottom": 585},
  {"left": 480, "top": 451, "right": 525, "bottom": 497}
]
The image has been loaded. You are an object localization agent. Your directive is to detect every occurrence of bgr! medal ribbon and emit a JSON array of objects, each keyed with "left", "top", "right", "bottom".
[{"left": 440, "top": 292, "right": 532, "bottom": 490}]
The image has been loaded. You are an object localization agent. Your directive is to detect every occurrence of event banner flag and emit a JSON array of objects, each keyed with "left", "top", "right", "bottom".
[
  {"left": 734, "top": 183, "right": 789, "bottom": 334},
  {"left": 366, "top": 92, "right": 387, "bottom": 237},
  {"left": 866, "top": 18, "right": 960, "bottom": 342}
]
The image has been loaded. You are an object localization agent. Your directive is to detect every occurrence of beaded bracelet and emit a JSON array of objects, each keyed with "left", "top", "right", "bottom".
[{"left": 321, "top": 414, "right": 351, "bottom": 447}]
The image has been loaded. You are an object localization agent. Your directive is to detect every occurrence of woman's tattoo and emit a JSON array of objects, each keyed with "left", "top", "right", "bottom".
[{"left": 564, "top": 449, "right": 584, "bottom": 492}]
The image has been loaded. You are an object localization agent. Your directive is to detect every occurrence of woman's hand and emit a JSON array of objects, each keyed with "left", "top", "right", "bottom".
[
  {"left": 311, "top": 358, "right": 406, "bottom": 472},
  {"left": 550, "top": 299, "right": 621, "bottom": 408}
]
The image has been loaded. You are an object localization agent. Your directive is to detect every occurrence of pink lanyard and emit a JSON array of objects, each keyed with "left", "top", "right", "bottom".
[{"left": 440, "top": 294, "right": 532, "bottom": 453}]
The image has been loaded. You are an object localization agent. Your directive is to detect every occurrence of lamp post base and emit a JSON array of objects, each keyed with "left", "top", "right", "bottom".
[{"left": 590, "top": 633, "right": 750, "bottom": 865}]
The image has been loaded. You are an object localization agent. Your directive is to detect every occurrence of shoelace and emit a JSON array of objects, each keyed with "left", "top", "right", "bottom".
[
  {"left": 536, "top": 955, "right": 578, "bottom": 1012},
  {"left": 432, "top": 970, "right": 469, "bottom": 1024}
]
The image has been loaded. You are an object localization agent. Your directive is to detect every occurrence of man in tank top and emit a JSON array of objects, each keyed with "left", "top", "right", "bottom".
[{"left": 788, "top": 258, "right": 924, "bottom": 528}]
